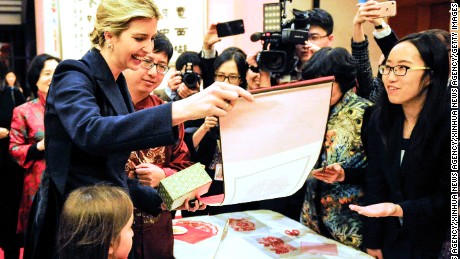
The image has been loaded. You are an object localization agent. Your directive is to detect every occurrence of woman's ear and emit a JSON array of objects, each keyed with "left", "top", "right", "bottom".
[
  {"left": 421, "top": 71, "right": 432, "bottom": 88},
  {"left": 104, "top": 31, "right": 113, "bottom": 42},
  {"left": 108, "top": 243, "right": 114, "bottom": 257}
]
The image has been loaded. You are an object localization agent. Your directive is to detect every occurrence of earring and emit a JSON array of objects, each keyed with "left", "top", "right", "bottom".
[{"left": 107, "top": 43, "right": 113, "bottom": 50}]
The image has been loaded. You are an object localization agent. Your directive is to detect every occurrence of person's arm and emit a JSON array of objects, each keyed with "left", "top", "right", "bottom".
[
  {"left": 9, "top": 105, "right": 45, "bottom": 168},
  {"left": 201, "top": 24, "right": 220, "bottom": 88},
  {"left": 49, "top": 60, "right": 178, "bottom": 154},
  {"left": 164, "top": 123, "right": 195, "bottom": 174},
  {"left": 192, "top": 116, "right": 218, "bottom": 149},
  {"left": 352, "top": 0, "right": 380, "bottom": 100},
  {"left": 358, "top": 114, "right": 386, "bottom": 250},
  {"left": 373, "top": 20, "right": 398, "bottom": 58},
  {"left": 171, "top": 81, "right": 254, "bottom": 126}
]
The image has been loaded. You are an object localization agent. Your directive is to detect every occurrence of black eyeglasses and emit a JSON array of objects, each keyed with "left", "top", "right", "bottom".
[
  {"left": 140, "top": 60, "right": 169, "bottom": 74},
  {"left": 214, "top": 74, "right": 241, "bottom": 84},
  {"left": 309, "top": 34, "right": 329, "bottom": 41},
  {"left": 378, "top": 65, "right": 431, "bottom": 76}
]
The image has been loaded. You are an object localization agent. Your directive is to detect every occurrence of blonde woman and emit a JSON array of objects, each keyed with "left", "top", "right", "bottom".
[{"left": 25, "top": 0, "right": 253, "bottom": 258}]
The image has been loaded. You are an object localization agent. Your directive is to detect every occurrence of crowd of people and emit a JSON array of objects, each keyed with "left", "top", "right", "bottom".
[{"left": 0, "top": 0, "right": 452, "bottom": 258}]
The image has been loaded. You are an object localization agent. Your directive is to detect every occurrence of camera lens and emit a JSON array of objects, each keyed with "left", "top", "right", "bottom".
[
  {"left": 182, "top": 73, "right": 199, "bottom": 90},
  {"left": 257, "top": 50, "right": 287, "bottom": 73}
]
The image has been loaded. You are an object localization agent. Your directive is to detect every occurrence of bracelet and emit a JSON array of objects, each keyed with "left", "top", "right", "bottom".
[{"left": 374, "top": 20, "right": 388, "bottom": 30}]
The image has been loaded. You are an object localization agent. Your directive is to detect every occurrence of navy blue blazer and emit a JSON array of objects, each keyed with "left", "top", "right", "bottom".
[{"left": 25, "top": 49, "right": 179, "bottom": 259}]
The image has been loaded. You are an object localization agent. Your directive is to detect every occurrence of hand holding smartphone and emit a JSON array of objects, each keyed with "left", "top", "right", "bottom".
[{"left": 216, "top": 19, "right": 245, "bottom": 38}]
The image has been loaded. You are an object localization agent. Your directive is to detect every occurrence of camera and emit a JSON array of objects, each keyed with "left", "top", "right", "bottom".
[
  {"left": 251, "top": 5, "right": 310, "bottom": 74},
  {"left": 181, "top": 62, "right": 201, "bottom": 90}
]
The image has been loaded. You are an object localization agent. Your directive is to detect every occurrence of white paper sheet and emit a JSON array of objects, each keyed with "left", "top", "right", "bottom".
[{"left": 217, "top": 78, "right": 333, "bottom": 205}]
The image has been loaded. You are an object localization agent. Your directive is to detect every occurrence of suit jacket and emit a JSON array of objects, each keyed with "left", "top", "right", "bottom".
[
  {"left": 25, "top": 48, "right": 179, "bottom": 259},
  {"left": 363, "top": 109, "right": 450, "bottom": 257}
]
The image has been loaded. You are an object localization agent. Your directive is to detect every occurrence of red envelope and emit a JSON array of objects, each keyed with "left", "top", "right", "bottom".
[
  {"left": 301, "top": 242, "right": 338, "bottom": 256},
  {"left": 173, "top": 222, "right": 217, "bottom": 244},
  {"left": 199, "top": 194, "right": 225, "bottom": 205}
]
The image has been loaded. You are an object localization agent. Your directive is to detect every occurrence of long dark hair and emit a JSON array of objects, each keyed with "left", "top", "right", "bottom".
[{"left": 373, "top": 32, "right": 449, "bottom": 159}]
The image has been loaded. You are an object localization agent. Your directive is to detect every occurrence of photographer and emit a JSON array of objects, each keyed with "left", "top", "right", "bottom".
[
  {"left": 251, "top": 8, "right": 335, "bottom": 87},
  {"left": 154, "top": 51, "right": 204, "bottom": 102}
]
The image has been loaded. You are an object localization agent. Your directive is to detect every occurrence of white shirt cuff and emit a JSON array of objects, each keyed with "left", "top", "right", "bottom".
[
  {"left": 202, "top": 48, "right": 216, "bottom": 59},
  {"left": 373, "top": 21, "right": 392, "bottom": 39}
]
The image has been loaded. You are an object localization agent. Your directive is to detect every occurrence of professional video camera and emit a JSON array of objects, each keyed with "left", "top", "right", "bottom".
[
  {"left": 181, "top": 62, "right": 201, "bottom": 90},
  {"left": 251, "top": 2, "right": 310, "bottom": 74}
]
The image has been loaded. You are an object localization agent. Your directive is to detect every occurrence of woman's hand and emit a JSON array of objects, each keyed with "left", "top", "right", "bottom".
[
  {"left": 203, "top": 24, "right": 221, "bottom": 50},
  {"left": 135, "top": 163, "right": 166, "bottom": 188},
  {"left": 349, "top": 203, "right": 403, "bottom": 217},
  {"left": 354, "top": 0, "right": 381, "bottom": 25},
  {"left": 37, "top": 138, "right": 45, "bottom": 151},
  {"left": 0, "top": 127, "right": 9, "bottom": 139},
  {"left": 312, "top": 163, "right": 345, "bottom": 183},
  {"left": 367, "top": 248, "right": 384, "bottom": 259},
  {"left": 202, "top": 116, "right": 218, "bottom": 132},
  {"left": 161, "top": 196, "right": 207, "bottom": 212},
  {"left": 171, "top": 81, "right": 254, "bottom": 126}
]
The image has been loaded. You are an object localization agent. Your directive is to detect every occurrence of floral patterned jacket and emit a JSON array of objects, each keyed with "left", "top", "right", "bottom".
[{"left": 9, "top": 91, "right": 46, "bottom": 233}]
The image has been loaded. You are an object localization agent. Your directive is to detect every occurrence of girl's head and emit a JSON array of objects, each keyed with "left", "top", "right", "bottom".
[
  {"left": 57, "top": 185, "right": 134, "bottom": 259},
  {"left": 375, "top": 32, "right": 449, "bottom": 156},
  {"left": 213, "top": 47, "right": 248, "bottom": 89},
  {"left": 90, "top": 0, "right": 161, "bottom": 74},
  {"left": 302, "top": 47, "right": 356, "bottom": 106},
  {"left": 27, "top": 54, "right": 61, "bottom": 97},
  {"left": 381, "top": 32, "right": 448, "bottom": 111},
  {"left": 4, "top": 70, "right": 19, "bottom": 87}
]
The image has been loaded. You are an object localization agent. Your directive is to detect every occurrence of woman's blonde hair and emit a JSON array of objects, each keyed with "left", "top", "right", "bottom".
[
  {"left": 57, "top": 185, "right": 133, "bottom": 259},
  {"left": 89, "top": 0, "right": 161, "bottom": 48}
]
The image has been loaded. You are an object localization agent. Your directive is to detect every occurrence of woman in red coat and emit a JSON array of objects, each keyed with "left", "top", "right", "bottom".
[{"left": 9, "top": 54, "right": 60, "bottom": 234}]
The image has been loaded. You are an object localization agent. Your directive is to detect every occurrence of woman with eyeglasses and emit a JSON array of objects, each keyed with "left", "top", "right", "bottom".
[
  {"left": 349, "top": 32, "right": 450, "bottom": 259},
  {"left": 182, "top": 47, "right": 257, "bottom": 217}
]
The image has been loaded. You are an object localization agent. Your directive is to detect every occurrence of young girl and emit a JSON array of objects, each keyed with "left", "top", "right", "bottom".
[{"left": 57, "top": 185, "right": 134, "bottom": 259}]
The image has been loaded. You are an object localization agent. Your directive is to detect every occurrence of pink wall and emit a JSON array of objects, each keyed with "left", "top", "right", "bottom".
[
  {"left": 207, "top": 0, "right": 274, "bottom": 56},
  {"left": 35, "top": 0, "right": 44, "bottom": 54}
]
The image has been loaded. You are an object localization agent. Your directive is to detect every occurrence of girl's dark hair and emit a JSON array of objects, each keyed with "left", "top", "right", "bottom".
[
  {"left": 175, "top": 51, "right": 204, "bottom": 73},
  {"left": 301, "top": 47, "right": 357, "bottom": 94},
  {"left": 213, "top": 47, "right": 248, "bottom": 89},
  {"left": 374, "top": 32, "right": 449, "bottom": 160},
  {"left": 27, "top": 53, "right": 61, "bottom": 96}
]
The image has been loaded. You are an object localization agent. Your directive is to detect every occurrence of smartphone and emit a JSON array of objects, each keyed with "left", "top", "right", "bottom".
[
  {"left": 376, "top": 1, "right": 397, "bottom": 18},
  {"left": 216, "top": 19, "right": 245, "bottom": 38}
]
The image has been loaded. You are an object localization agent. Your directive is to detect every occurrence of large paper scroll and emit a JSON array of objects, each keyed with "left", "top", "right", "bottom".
[{"left": 203, "top": 77, "right": 333, "bottom": 206}]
